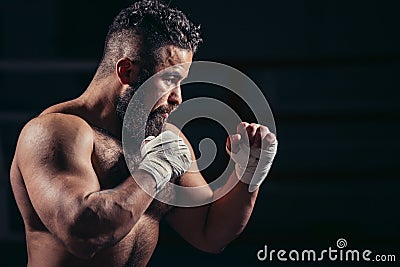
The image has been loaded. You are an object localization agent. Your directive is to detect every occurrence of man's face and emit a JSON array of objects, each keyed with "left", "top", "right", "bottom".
[{"left": 117, "top": 45, "right": 193, "bottom": 141}]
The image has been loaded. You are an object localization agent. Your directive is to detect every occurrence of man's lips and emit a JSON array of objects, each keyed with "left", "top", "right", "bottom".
[
  {"left": 152, "top": 105, "right": 177, "bottom": 119},
  {"left": 162, "top": 107, "right": 177, "bottom": 118}
]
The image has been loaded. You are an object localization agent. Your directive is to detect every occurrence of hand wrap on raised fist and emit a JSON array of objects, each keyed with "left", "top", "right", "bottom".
[
  {"left": 138, "top": 131, "right": 192, "bottom": 193},
  {"left": 227, "top": 133, "right": 278, "bottom": 192}
]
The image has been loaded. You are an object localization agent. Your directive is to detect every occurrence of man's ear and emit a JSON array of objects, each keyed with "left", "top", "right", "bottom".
[{"left": 116, "top": 58, "right": 139, "bottom": 85}]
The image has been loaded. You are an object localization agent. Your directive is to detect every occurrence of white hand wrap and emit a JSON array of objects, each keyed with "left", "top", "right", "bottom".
[
  {"left": 227, "top": 138, "right": 278, "bottom": 192},
  {"left": 138, "top": 131, "right": 192, "bottom": 192}
]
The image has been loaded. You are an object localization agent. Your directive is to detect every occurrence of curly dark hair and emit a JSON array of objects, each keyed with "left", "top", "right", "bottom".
[{"left": 97, "top": 0, "right": 202, "bottom": 79}]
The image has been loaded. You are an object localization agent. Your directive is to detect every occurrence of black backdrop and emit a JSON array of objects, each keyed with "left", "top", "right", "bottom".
[{"left": 0, "top": 0, "right": 399, "bottom": 266}]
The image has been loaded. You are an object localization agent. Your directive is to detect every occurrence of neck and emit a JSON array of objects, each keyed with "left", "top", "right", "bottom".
[{"left": 78, "top": 76, "right": 122, "bottom": 138}]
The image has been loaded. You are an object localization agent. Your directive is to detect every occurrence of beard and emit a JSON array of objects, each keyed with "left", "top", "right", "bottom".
[
  {"left": 144, "top": 104, "right": 176, "bottom": 137},
  {"left": 116, "top": 76, "right": 177, "bottom": 153},
  {"left": 117, "top": 74, "right": 181, "bottom": 194}
]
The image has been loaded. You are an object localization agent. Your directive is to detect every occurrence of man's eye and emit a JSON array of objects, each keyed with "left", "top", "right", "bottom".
[{"left": 164, "top": 76, "right": 177, "bottom": 86}]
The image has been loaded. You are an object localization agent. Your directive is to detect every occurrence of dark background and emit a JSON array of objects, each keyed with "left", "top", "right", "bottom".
[{"left": 1, "top": 0, "right": 399, "bottom": 266}]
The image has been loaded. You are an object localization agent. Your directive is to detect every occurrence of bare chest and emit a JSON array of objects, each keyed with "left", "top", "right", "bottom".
[
  {"left": 90, "top": 127, "right": 173, "bottom": 219},
  {"left": 91, "top": 127, "right": 128, "bottom": 189}
]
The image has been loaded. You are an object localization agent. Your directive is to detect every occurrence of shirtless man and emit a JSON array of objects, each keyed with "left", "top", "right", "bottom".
[{"left": 10, "top": 1, "right": 277, "bottom": 266}]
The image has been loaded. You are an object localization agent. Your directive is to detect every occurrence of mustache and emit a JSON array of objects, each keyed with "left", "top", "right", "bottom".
[{"left": 150, "top": 103, "right": 178, "bottom": 116}]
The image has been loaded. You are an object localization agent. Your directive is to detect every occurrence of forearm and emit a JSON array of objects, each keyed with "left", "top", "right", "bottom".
[
  {"left": 68, "top": 170, "right": 156, "bottom": 257},
  {"left": 166, "top": 124, "right": 275, "bottom": 254},
  {"left": 201, "top": 123, "right": 277, "bottom": 250},
  {"left": 203, "top": 171, "right": 258, "bottom": 251}
]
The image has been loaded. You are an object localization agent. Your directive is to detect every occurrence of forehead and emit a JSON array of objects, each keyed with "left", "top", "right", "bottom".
[{"left": 154, "top": 45, "right": 193, "bottom": 76}]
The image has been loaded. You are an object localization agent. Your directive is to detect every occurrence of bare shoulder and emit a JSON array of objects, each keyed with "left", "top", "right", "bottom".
[
  {"left": 165, "top": 122, "right": 191, "bottom": 146},
  {"left": 164, "top": 122, "right": 210, "bottom": 188},
  {"left": 164, "top": 122, "right": 197, "bottom": 168},
  {"left": 15, "top": 113, "right": 94, "bottom": 168}
]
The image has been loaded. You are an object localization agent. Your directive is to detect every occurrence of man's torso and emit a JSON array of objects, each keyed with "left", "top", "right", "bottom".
[{"left": 10, "top": 111, "right": 173, "bottom": 267}]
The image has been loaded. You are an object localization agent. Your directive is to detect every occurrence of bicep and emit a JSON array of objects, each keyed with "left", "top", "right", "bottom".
[{"left": 16, "top": 116, "right": 100, "bottom": 240}]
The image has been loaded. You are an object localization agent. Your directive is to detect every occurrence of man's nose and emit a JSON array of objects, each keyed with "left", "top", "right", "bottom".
[{"left": 167, "top": 86, "right": 182, "bottom": 106}]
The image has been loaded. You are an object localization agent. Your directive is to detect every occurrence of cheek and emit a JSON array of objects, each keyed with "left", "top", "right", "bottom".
[
  {"left": 144, "top": 81, "right": 169, "bottom": 111},
  {"left": 144, "top": 79, "right": 171, "bottom": 111}
]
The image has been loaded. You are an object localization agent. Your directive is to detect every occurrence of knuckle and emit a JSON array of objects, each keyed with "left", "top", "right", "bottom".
[
  {"left": 264, "top": 132, "right": 276, "bottom": 144},
  {"left": 237, "top": 123, "right": 249, "bottom": 136},
  {"left": 261, "top": 125, "right": 270, "bottom": 132}
]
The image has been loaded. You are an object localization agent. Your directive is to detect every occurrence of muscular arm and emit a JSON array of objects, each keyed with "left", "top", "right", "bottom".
[
  {"left": 16, "top": 114, "right": 156, "bottom": 259},
  {"left": 167, "top": 171, "right": 257, "bottom": 253},
  {"left": 166, "top": 168, "right": 257, "bottom": 253},
  {"left": 165, "top": 123, "right": 261, "bottom": 253}
]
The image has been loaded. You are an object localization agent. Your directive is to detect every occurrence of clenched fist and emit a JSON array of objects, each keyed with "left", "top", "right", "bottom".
[
  {"left": 138, "top": 131, "right": 192, "bottom": 193},
  {"left": 226, "top": 122, "right": 278, "bottom": 192}
]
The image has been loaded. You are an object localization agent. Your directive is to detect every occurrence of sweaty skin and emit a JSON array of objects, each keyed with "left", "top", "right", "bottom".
[{"left": 10, "top": 45, "right": 274, "bottom": 267}]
